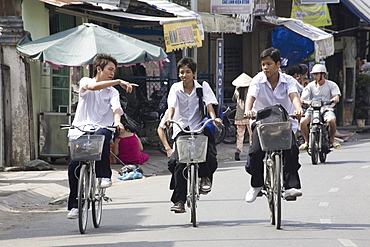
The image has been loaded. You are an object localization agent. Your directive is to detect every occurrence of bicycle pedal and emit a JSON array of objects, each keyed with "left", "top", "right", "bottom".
[
  {"left": 257, "top": 191, "right": 263, "bottom": 197},
  {"left": 284, "top": 196, "right": 297, "bottom": 201},
  {"left": 103, "top": 196, "right": 112, "bottom": 202}
]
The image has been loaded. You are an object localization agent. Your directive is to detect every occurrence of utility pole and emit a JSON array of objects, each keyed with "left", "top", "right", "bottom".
[{"left": 191, "top": 0, "right": 197, "bottom": 65}]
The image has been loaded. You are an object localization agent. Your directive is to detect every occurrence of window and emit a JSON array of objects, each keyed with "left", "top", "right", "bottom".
[{"left": 51, "top": 67, "right": 70, "bottom": 112}]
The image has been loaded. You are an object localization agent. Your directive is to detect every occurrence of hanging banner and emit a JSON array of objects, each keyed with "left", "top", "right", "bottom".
[
  {"left": 254, "top": 0, "right": 276, "bottom": 16},
  {"left": 291, "top": 1, "right": 332, "bottom": 27},
  {"left": 211, "top": 0, "right": 252, "bottom": 15},
  {"left": 163, "top": 20, "right": 202, "bottom": 52}
]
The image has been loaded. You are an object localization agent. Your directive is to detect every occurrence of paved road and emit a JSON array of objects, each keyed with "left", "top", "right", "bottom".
[{"left": 0, "top": 138, "right": 369, "bottom": 246}]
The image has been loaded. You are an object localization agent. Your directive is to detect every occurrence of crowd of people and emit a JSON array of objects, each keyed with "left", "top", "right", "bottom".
[{"left": 66, "top": 48, "right": 352, "bottom": 218}]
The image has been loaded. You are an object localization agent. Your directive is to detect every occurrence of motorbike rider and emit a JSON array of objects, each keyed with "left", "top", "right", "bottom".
[{"left": 299, "top": 64, "right": 342, "bottom": 150}]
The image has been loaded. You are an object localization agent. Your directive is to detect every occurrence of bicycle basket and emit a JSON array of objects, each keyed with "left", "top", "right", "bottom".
[
  {"left": 176, "top": 135, "right": 208, "bottom": 163},
  {"left": 257, "top": 121, "right": 292, "bottom": 151},
  {"left": 69, "top": 135, "right": 105, "bottom": 161}
]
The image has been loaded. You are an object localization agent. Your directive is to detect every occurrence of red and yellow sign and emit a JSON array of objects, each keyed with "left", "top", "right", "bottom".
[{"left": 163, "top": 20, "right": 202, "bottom": 52}]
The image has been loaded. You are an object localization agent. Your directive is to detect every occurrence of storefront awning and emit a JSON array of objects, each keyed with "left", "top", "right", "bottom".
[
  {"left": 90, "top": 10, "right": 201, "bottom": 52},
  {"left": 342, "top": 0, "right": 370, "bottom": 25},
  {"left": 136, "top": 0, "right": 199, "bottom": 18},
  {"left": 38, "top": 0, "right": 125, "bottom": 10},
  {"left": 260, "top": 16, "right": 334, "bottom": 61}
]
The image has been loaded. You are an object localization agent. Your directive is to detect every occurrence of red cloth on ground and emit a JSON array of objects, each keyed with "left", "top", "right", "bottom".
[{"left": 117, "top": 135, "right": 149, "bottom": 164}]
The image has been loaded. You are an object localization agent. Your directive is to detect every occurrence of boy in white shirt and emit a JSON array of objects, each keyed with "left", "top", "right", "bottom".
[{"left": 165, "top": 57, "right": 222, "bottom": 213}]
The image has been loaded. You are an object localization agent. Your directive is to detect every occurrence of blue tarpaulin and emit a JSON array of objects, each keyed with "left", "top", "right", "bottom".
[{"left": 272, "top": 27, "right": 314, "bottom": 67}]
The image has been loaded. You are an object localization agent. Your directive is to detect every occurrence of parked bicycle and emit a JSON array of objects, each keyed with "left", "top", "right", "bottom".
[
  {"left": 255, "top": 117, "right": 297, "bottom": 229},
  {"left": 170, "top": 118, "right": 217, "bottom": 227},
  {"left": 61, "top": 125, "right": 114, "bottom": 234},
  {"left": 302, "top": 99, "right": 333, "bottom": 165}
]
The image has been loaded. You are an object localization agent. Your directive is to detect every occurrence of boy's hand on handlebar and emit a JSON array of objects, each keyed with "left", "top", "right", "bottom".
[
  {"left": 293, "top": 110, "right": 304, "bottom": 119},
  {"left": 114, "top": 122, "right": 124, "bottom": 132},
  {"left": 214, "top": 118, "right": 222, "bottom": 126},
  {"left": 164, "top": 119, "right": 171, "bottom": 127},
  {"left": 244, "top": 110, "right": 256, "bottom": 119}
]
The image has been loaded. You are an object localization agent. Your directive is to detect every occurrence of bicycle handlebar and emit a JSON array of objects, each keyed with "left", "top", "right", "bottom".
[
  {"left": 301, "top": 99, "right": 334, "bottom": 106},
  {"left": 60, "top": 124, "right": 116, "bottom": 134},
  {"left": 169, "top": 118, "right": 217, "bottom": 135}
]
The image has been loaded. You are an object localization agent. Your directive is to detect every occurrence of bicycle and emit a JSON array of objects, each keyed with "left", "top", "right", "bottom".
[
  {"left": 256, "top": 119, "right": 294, "bottom": 229},
  {"left": 170, "top": 118, "right": 217, "bottom": 227},
  {"left": 62, "top": 125, "right": 114, "bottom": 234}
]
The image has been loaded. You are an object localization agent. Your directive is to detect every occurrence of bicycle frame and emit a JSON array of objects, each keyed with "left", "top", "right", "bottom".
[
  {"left": 171, "top": 119, "right": 215, "bottom": 227},
  {"left": 256, "top": 120, "right": 293, "bottom": 230},
  {"left": 61, "top": 124, "right": 114, "bottom": 234}
]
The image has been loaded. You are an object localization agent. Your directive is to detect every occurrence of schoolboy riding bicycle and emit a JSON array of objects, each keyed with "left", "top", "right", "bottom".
[{"left": 66, "top": 53, "right": 136, "bottom": 219}]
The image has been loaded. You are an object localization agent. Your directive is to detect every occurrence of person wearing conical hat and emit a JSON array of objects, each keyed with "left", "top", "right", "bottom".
[{"left": 232, "top": 73, "right": 253, "bottom": 161}]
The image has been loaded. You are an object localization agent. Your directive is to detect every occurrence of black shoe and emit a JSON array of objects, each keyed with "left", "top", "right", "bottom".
[
  {"left": 199, "top": 188, "right": 210, "bottom": 195},
  {"left": 235, "top": 152, "right": 240, "bottom": 161},
  {"left": 170, "top": 201, "right": 185, "bottom": 213},
  {"left": 200, "top": 177, "right": 212, "bottom": 192}
]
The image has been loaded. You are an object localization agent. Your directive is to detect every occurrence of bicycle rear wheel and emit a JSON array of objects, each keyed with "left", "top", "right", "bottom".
[
  {"left": 189, "top": 164, "right": 197, "bottom": 227},
  {"left": 92, "top": 176, "right": 104, "bottom": 228},
  {"left": 78, "top": 163, "right": 90, "bottom": 234},
  {"left": 274, "top": 154, "right": 282, "bottom": 229}
]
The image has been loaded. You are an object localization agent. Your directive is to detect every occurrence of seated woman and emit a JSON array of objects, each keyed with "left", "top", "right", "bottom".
[{"left": 113, "top": 123, "right": 149, "bottom": 165}]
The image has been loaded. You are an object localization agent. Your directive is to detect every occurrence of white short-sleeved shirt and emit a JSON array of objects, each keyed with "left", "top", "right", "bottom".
[
  {"left": 167, "top": 80, "right": 218, "bottom": 138},
  {"left": 68, "top": 77, "right": 123, "bottom": 138},
  {"left": 248, "top": 71, "right": 299, "bottom": 132},
  {"left": 159, "top": 109, "right": 180, "bottom": 130},
  {"left": 301, "top": 79, "right": 341, "bottom": 111}
]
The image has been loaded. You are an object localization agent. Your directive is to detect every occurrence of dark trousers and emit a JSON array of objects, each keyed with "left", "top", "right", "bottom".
[
  {"left": 245, "top": 124, "right": 301, "bottom": 189},
  {"left": 168, "top": 129, "right": 218, "bottom": 203},
  {"left": 67, "top": 129, "right": 112, "bottom": 210}
]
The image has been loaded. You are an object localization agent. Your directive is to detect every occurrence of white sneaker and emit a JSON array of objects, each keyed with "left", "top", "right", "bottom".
[
  {"left": 245, "top": 186, "right": 263, "bottom": 203},
  {"left": 284, "top": 188, "right": 302, "bottom": 199},
  {"left": 67, "top": 208, "right": 78, "bottom": 219},
  {"left": 100, "top": 178, "right": 112, "bottom": 188}
]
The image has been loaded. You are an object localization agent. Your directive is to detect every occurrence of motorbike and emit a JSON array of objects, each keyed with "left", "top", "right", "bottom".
[
  {"left": 120, "top": 87, "right": 167, "bottom": 153},
  {"left": 302, "top": 98, "right": 333, "bottom": 165}
]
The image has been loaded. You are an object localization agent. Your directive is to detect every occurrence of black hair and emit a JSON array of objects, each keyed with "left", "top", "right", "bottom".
[
  {"left": 260, "top": 48, "right": 281, "bottom": 64},
  {"left": 238, "top": 87, "right": 246, "bottom": 100},
  {"left": 177, "top": 57, "right": 197, "bottom": 73},
  {"left": 93, "top": 53, "right": 118, "bottom": 77},
  {"left": 286, "top": 66, "right": 300, "bottom": 76},
  {"left": 299, "top": 64, "right": 308, "bottom": 75}
]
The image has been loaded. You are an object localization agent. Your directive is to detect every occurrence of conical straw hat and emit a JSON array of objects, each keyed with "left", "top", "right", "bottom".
[{"left": 232, "top": 73, "right": 252, "bottom": 87}]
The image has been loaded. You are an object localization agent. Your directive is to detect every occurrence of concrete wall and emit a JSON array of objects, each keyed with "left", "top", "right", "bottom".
[
  {"left": 21, "top": 0, "right": 50, "bottom": 161},
  {"left": 2, "top": 46, "right": 30, "bottom": 165}
]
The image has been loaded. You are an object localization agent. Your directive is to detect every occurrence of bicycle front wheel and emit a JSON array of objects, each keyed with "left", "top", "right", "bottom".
[
  {"left": 274, "top": 154, "right": 282, "bottom": 230},
  {"left": 78, "top": 162, "right": 91, "bottom": 234},
  {"left": 310, "top": 132, "right": 319, "bottom": 165},
  {"left": 266, "top": 163, "right": 275, "bottom": 226},
  {"left": 189, "top": 164, "right": 197, "bottom": 227},
  {"left": 92, "top": 176, "right": 104, "bottom": 228}
]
